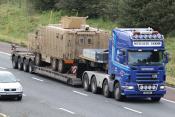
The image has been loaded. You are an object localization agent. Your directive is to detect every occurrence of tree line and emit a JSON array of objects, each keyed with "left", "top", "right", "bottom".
[{"left": 3, "top": 0, "right": 175, "bottom": 35}]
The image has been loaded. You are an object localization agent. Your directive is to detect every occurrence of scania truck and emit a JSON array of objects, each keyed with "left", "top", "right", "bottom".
[{"left": 11, "top": 27, "right": 169, "bottom": 102}]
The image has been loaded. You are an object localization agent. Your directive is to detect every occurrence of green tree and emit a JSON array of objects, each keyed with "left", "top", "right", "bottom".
[{"left": 118, "top": 0, "right": 175, "bottom": 35}]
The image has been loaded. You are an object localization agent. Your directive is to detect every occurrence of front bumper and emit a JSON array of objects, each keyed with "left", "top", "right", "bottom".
[
  {"left": 121, "top": 82, "right": 166, "bottom": 98},
  {"left": 123, "top": 90, "right": 166, "bottom": 98},
  {"left": 0, "top": 92, "right": 23, "bottom": 98}
]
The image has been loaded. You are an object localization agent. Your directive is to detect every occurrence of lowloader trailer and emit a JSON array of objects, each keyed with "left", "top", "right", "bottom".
[{"left": 11, "top": 28, "right": 170, "bottom": 102}]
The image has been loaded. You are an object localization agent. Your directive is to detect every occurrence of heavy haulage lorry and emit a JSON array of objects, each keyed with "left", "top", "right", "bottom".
[{"left": 11, "top": 17, "right": 169, "bottom": 102}]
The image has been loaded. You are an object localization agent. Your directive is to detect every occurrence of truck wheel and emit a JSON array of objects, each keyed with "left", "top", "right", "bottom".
[
  {"left": 23, "top": 59, "right": 29, "bottom": 72},
  {"left": 91, "top": 76, "right": 98, "bottom": 94},
  {"left": 102, "top": 80, "right": 111, "bottom": 98},
  {"left": 29, "top": 60, "right": 34, "bottom": 74},
  {"left": 51, "top": 59, "right": 57, "bottom": 71},
  {"left": 12, "top": 56, "right": 18, "bottom": 69},
  {"left": 35, "top": 53, "right": 42, "bottom": 66},
  {"left": 151, "top": 97, "right": 161, "bottom": 102},
  {"left": 83, "top": 73, "right": 90, "bottom": 91},
  {"left": 114, "top": 82, "right": 125, "bottom": 101},
  {"left": 17, "top": 57, "right": 23, "bottom": 70},
  {"left": 58, "top": 60, "right": 65, "bottom": 73}
]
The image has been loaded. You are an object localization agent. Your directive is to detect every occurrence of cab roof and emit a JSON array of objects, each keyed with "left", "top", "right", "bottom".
[{"left": 112, "top": 28, "right": 164, "bottom": 49}]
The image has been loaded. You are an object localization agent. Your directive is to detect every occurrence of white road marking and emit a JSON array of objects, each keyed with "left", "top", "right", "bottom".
[
  {"left": 31, "top": 77, "right": 44, "bottom": 82},
  {"left": 0, "top": 51, "right": 11, "bottom": 56},
  {"left": 73, "top": 90, "right": 88, "bottom": 96},
  {"left": 58, "top": 108, "right": 75, "bottom": 114},
  {"left": 0, "top": 67, "right": 7, "bottom": 70},
  {"left": 123, "top": 107, "right": 142, "bottom": 114},
  {"left": 162, "top": 98, "right": 175, "bottom": 104}
]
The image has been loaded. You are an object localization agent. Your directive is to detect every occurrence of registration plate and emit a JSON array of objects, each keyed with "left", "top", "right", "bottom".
[{"left": 143, "top": 92, "right": 152, "bottom": 94}]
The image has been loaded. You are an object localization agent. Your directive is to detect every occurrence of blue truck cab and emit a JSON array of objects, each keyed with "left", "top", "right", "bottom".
[{"left": 108, "top": 28, "right": 169, "bottom": 101}]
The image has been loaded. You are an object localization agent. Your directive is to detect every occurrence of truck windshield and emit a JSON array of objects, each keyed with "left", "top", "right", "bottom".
[{"left": 128, "top": 51, "right": 163, "bottom": 65}]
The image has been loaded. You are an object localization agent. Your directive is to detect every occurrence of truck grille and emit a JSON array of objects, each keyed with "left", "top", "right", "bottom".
[
  {"left": 138, "top": 84, "right": 158, "bottom": 91},
  {"left": 136, "top": 72, "right": 159, "bottom": 82}
]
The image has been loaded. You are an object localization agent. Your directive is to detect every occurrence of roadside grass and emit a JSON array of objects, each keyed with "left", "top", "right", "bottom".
[
  {"left": 0, "top": 3, "right": 175, "bottom": 86},
  {"left": 165, "top": 37, "right": 175, "bottom": 86}
]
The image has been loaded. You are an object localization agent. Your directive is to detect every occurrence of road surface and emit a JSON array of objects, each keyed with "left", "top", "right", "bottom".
[{"left": 0, "top": 42, "right": 175, "bottom": 117}]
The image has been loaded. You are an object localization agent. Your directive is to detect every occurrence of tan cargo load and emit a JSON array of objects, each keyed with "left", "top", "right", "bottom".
[
  {"left": 28, "top": 17, "right": 109, "bottom": 72},
  {"left": 60, "top": 16, "right": 86, "bottom": 29}
]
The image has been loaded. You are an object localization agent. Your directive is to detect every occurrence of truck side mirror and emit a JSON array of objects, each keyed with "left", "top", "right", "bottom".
[{"left": 164, "top": 51, "right": 171, "bottom": 64}]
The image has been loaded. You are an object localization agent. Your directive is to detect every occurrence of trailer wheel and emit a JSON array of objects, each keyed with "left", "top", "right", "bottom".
[
  {"left": 91, "top": 76, "right": 98, "bottom": 94},
  {"left": 114, "top": 82, "right": 125, "bottom": 101},
  {"left": 83, "top": 73, "right": 90, "bottom": 91},
  {"left": 29, "top": 60, "right": 34, "bottom": 74},
  {"left": 58, "top": 60, "right": 65, "bottom": 73},
  {"left": 12, "top": 55, "right": 18, "bottom": 69},
  {"left": 51, "top": 58, "right": 57, "bottom": 71},
  {"left": 17, "top": 57, "right": 23, "bottom": 70},
  {"left": 35, "top": 53, "right": 42, "bottom": 66},
  {"left": 151, "top": 97, "right": 161, "bottom": 102},
  {"left": 23, "top": 59, "right": 29, "bottom": 72},
  {"left": 102, "top": 80, "right": 111, "bottom": 98}
]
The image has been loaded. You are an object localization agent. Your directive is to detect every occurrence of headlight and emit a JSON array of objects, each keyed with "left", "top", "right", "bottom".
[
  {"left": 125, "top": 86, "right": 134, "bottom": 90},
  {"left": 16, "top": 86, "right": 23, "bottom": 92},
  {"left": 160, "top": 85, "right": 165, "bottom": 90}
]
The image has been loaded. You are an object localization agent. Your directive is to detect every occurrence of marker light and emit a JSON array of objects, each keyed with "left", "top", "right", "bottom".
[
  {"left": 148, "top": 34, "right": 152, "bottom": 39},
  {"left": 153, "top": 34, "right": 157, "bottom": 39},
  {"left": 140, "top": 85, "right": 144, "bottom": 90},
  {"left": 152, "top": 85, "right": 156, "bottom": 90},
  {"left": 148, "top": 85, "right": 152, "bottom": 90},
  {"left": 139, "top": 35, "right": 143, "bottom": 39},
  {"left": 144, "top": 35, "right": 148, "bottom": 39},
  {"left": 157, "top": 34, "right": 162, "bottom": 39},
  {"left": 144, "top": 85, "right": 148, "bottom": 90}
]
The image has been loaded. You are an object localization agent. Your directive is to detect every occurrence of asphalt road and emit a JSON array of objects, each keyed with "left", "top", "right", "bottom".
[{"left": 0, "top": 42, "right": 175, "bottom": 117}]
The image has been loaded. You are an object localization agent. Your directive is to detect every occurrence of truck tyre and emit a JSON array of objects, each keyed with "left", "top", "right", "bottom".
[
  {"left": 51, "top": 58, "right": 57, "bottom": 71},
  {"left": 83, "top": 73, "right": 90, "bottom": 91},
  {"left": 114, "top": 82, "right": 125, "bottom": 101},
  {"left": 23, "top": 59, "right": 29, "bottom": 72},
  {"left": 151, "top": 97, "right": 161, "bottom": 102},
  {"left": 102, "top": 80, "right": 111, "bottom": 98},
  {"left": 58, "top": 60, "right": 65, "bottom": 73},
  {"left": 29, "top": 60, "right": 34, "bottom": 74},
  {"left": 17, "top": 57, "right": 23, "bottom": 70},
  {"left": 12, "top": 55, "right": 18, "bottom": 69},
  {"left": 91, "top": 76, "right": 98, "bottom": 94},
  {"left": 35, "top": 53, "right": 42, "bottom": 66}
]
